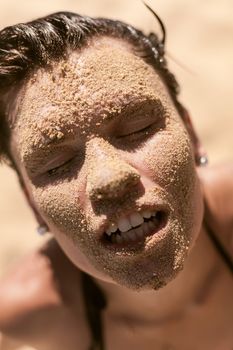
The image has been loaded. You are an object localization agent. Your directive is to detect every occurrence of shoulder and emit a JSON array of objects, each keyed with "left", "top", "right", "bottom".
[
  {"left": 198, "top": 163, "right": 233, "bottom": 251},
  {"left": 0, "top": 239, "right": 83, "bottom": 343}
]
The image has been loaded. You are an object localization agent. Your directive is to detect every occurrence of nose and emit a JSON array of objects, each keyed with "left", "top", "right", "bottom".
[{"left": 85, "top": 138, "right": 140, "bottom": 202}]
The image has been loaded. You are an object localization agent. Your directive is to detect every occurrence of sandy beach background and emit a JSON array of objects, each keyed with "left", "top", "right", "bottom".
[{"left": 0, "top": 0, "right": 232, "bottom": 282}]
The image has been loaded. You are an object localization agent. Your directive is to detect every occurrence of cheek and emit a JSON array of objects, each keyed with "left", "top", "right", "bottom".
[
  {"left": 31, "top": 179, "right": 87, "bottom": 239},
  {"left": 141, "top": 122, "right": 202, "bottom": 238},
  {"left": 142, "top": 123, "right": 196, "bottom": 197},
  {"left": 138, "top": 122, "right": 203, "bottom": 268}
]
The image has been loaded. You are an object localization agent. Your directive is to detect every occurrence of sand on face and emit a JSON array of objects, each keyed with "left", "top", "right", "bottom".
[{"left": 0, "top": 0, "right": 232, "bottom": 277}]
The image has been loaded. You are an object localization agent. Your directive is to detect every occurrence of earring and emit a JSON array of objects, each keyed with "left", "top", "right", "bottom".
[
  {"left": 37, "top": 225, "right": 48, "bottom": 235},
  {"left": 198, "top": 155, "right": 208, "bottom": 167}
]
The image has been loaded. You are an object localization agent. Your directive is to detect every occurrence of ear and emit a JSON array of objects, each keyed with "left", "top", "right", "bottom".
[{"left": 180, "top": 106, "right": 207, "bottom": 165}]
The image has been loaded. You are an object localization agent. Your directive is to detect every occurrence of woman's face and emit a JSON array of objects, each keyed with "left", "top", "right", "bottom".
[{"left": 9, "top": 36, "right": 203, "bottom": 290}]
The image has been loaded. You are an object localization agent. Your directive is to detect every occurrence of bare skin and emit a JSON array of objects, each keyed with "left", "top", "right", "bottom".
[{"left": 0, "top": 37, "right": 232, "bottom": 349}]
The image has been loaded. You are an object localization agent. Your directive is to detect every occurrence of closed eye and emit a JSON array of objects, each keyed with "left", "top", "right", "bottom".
[
  {"left": 115, "top": 120, "right": 162, "bottom": 148},
  {"left": 118, "top": 123, "right": 154, "bottom": 138},
  {"left": 114, "top": 102, "right": 166, "bottom": 145},
  {"left": 47, "top": 157, "right": 74, "bottom": 177}
]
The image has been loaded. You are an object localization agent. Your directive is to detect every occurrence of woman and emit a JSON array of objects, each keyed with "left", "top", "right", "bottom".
[{"left": 0, "top": 8, "right": 232, "bottom": 350}]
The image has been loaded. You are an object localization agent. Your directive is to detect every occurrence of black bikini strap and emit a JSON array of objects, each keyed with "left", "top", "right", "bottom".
[
  {"left": 203, "top": 199, "right": 233, "bottom": 274},
  {"left": 81, "top": 272, "right": 106, "bottom": 350}
]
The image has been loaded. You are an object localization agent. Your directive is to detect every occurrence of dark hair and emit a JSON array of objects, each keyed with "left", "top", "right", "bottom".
[{"left": 0, "top": 10, "right": 181, "bottom": 165}]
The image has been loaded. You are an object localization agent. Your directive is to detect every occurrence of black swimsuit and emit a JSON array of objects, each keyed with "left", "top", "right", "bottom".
[{"left": 81, "top": 205, "right": 233, "bottom": 350}]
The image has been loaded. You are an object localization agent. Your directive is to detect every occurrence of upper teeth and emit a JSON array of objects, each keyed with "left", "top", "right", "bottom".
[{"left": 105, "top": 210, "right": 156, "bottom": 236}]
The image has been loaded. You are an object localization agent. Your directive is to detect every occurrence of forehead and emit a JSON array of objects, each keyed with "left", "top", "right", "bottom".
[
  {"left": 18, "top": 36, "right": 169, "bottom": 107},
  {"left": 11, "top": 36, "right": 173, "bottom": 158}
]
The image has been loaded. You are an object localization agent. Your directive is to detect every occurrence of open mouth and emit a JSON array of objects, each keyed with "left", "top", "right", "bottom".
[{"left": 103, "top": 209, "right": 168, "bottom": 247}]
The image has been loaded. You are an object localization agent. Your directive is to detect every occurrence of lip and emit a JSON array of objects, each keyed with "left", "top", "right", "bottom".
[{"left": 96, "top": 203, "right": 170, "bottom": 249}]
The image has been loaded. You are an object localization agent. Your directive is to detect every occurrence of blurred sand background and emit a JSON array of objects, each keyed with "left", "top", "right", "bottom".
[{"left": 0, "top": 0, "right": 232, "bottom": 278}]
